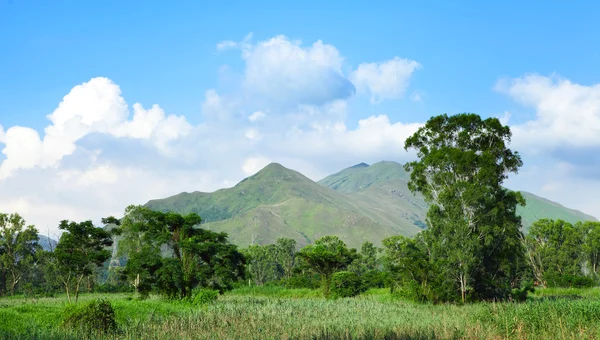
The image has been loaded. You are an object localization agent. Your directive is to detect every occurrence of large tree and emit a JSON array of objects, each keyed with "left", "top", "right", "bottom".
[
  {"left": 54, "top": 220, "right": 113, "bottom": 303},
  {"left": 404, "top": 113, "right": 526, "bottom": 303},
  {"left": 111, "top": 205, "right": 245, "bottom": 299},
  {"left": 0, "top": 213, "right": 41, "bottom": 295}
]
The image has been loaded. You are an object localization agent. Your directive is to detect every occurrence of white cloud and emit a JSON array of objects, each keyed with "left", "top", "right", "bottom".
[
  {"left": 0, "top": 35, "right": 433, "bottom": 234},
  {"left": 248, "top": 111, "right": 266, "bottom": 122},
  {"left": 497, "top": 74, "right": 600, "bottom": 151},
  {"left": 0, "top": 77, "right": 191, "bottom": 179},
  {"left": 218, "top": 35, "right": 355, "bottom": 106},
  {"left": 350, "top": 57, "right": 421, "bottom": 103}
]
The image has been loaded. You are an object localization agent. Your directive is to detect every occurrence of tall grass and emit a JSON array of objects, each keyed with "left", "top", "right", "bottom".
[{"left": 0, "top": 288, "right": 599, "bottom": 339}]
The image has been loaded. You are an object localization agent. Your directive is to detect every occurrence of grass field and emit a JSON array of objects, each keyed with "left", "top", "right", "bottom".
[{"left": 1, "top": 287, "right": 600, "bottom": 339}]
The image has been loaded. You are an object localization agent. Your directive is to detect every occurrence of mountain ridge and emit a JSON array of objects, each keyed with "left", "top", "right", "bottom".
[{"left": 144, "top": 161, "right": 597, "bottom": 247}]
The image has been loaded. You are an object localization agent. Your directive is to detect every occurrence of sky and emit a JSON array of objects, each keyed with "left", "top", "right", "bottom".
[{"left": 1, "top": 1, "right": 600, "bottom": 236}]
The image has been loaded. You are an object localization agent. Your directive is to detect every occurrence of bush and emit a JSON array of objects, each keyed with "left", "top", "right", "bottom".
[
  {"left": 545, "top": 273, "right": 595, "bottom": 288},
  {"left": 62, "top": 298, "right": 119, "bottom": 335},
  {"left": 360, "top": 270, "right": 388, "bottom": 290},
  {"left": 329, "top": 271, "right": 364, "bottom": 299},
  {"left": 280, "top": 274, "right": 321, "bottom": 289},
  {"left": 192, "top": 289, "right": 219, "bottom": 306},
  {"left": 511, "top": 280, "right": 535, "bottom": 302}
]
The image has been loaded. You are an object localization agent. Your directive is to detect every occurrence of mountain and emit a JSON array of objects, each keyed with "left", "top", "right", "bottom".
[
  {"left": 37, "top": 234, "right": 57, "bottom": 251},
  {"left": 319, "top": 161, "right": 598, "bottom": 231},
  {"left": 146, "top": 163, "right": 411, "bottom": 248},
  {"left": 145, "top": 161, "right": 598, "bottom": 248}
]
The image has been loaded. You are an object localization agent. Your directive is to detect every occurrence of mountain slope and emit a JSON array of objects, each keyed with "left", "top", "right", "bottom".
[
  {"left": 146, "top": 163, "right": 418, "bottom": 248},
  {"left": 145, "top": 161, "right": 597, "bottom": 248},
  {"left": 319, "top": 161, "right": 598, "bottom": 231}
]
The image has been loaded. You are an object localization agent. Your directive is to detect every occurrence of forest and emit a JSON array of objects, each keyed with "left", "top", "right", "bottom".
[{"left": 2, "top": 114, "right": 600, "bottom": 339}]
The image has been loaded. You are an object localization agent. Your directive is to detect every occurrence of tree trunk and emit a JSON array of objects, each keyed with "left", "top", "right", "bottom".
[
  {"left": 75, "top": 274, "right": 85, "bottom": 303},
  {"left": 64, "top": 279, "right": 72, "bottom": 304},
  {"left": 459, "top": 273, "right": 466, "bottom": 304}
]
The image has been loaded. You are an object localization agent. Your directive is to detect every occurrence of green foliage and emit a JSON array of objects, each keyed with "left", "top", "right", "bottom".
[
  {"left": 279, "top": 274, "right": 321, "bottom": 289},
  {"left": 579, "top": 221, "right": 600, "bottom": 277},
  {"left": 403, "top": 113, "right": 527, "bottom": 303},
  {"left": 61, "top": 298, "right": 118, "bottom": 335},
  {"left": 0, "top": 213, "right": 41, "bottom": 296},
  {"left": 544, "top": 273, "right": 595, "bottom": 288},
  {"left": 329, "top": 271, "right": 363, "bottom": 299},
  {"left": 298, "top": 236, "right": 358, "bottom": 297},
  {"left": 243, "top": 244, "right": 283, "bottom": 285},
  {"left": 110, "top": 205, "right": 245, "bottom": 300},
  {"left": 3, "top": 290, "right": 600, "bottom": 339},
  {"left": 191, "top": 289, "right": 219, "bottom": 306},
  {"left": 510, "top": 280, "right": 535, "bottom": 302},
  {"left": 54, "top": 220, "right": 113, "bottom": 303}
]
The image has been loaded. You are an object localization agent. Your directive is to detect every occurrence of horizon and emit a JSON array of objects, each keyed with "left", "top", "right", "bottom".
[{"left": 1, "top": 2, "right": 600, "bottom": 234}]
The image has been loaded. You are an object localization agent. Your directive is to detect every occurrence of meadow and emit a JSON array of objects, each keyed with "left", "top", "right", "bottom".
[{"left": 1, "top": 287, "right": 600, "bottom": 339}]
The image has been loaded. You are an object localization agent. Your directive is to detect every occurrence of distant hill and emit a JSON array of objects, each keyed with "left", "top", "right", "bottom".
[
  {"left": 37, "top": 234, "right": 57, "bottom": 251},
  {"left": 145, "top": 161, "right": 598, "bottom": 248},
  {"left": 319, "top": 161, "right": 598, "bottom": 232}
]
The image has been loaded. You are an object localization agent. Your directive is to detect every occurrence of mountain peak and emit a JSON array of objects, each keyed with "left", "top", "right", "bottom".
[{"left": 350, "top": 162, "right": 370, "bottom": 168}]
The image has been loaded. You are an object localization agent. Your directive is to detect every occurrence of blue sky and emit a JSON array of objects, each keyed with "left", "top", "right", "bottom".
[{"left": 1, "top": 1, "right": 599, "bottom": 233}]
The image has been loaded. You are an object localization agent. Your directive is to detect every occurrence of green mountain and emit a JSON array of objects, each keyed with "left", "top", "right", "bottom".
[
  {"left": 145, "top": 161, "right": 598, "bottom": 248},
  {"left": 146, "top": 163, "right": 410, "bottom": 248},
  {"left": 319, "top": 161, "right": 598, "bottom": 232}
]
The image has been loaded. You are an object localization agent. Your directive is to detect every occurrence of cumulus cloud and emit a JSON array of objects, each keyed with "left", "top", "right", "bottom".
[
  {"left": 218, "top": 35, "right": 355, "bottom": 106},
  {"left": 497, "top": 74, "right": 600, "bottom": 151},
  {"left": 248, "top": 111, "right": 266, "bottom": 122},
  {"left": 0, "top": 77, "right": 191, "bottom": 179},
  {"left": 350, "top": 57, "right": 421, "bottom": 103},
  {"left": 0, "top": 35, "right": 429, "bottom": 234}
]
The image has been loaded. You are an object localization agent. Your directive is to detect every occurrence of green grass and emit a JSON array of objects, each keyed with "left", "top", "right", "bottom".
[{"left": 1, "top": 288, "right": 600, "bottom": 339}]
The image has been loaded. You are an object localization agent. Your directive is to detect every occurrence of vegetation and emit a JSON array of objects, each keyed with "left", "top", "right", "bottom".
[
  {"left": 2, "top": 112, "right": 600, "bottom": 337},
  {"left": 1, "top": 288, "right": 600, "bottom": 339},
  {"left": 144, "top": 160, "right": 597, "bottom": 248}
]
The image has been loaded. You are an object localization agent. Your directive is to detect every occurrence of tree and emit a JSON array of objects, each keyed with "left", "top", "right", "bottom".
[
  {"left": 111, "top": 205, "right": 245, "bottom": 299},
  {"left": 382, "top": 235, "right": 429, "bottom": 293},
  {"left": 404, "top": 113, "right": 526, "bottom": 303},
  {"left": 580, "top": 221, "right": 600, "bottom": 277},
  {"left": 298, "top": 236, "right": 357, "bottom": 297},
  {"left": 525, "top": 219, "right": 583, "bottom": 286},
  {"left": 0, "top": 213, "right": 41, "bottom": 295},
  {"left": 275, "top": 238, "right": 297, "bottom": 280},
  {"left": 349, "top": 241, "right": 380, "bottom": 275},
  {"left": 243, "top": 244, "right": 282, "bottom": 286},
  {"left": 54, "top": 220, "right": 113, "bottom": 303}
]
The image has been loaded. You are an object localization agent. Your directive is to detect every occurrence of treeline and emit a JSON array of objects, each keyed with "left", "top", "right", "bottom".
[
  {"left": 2, "top": 207, "right": 599, "bottom": 303},
  {"left": 2, "top": 113, "right": 599, "bottom": 304}
]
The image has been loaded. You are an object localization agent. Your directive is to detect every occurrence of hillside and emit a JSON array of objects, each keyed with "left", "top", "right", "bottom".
[
  {"left": 145, "top": 161, "right": 598, "bottom": 248},
  {"left": 319, "top": 161, "right": 598, "bottom": 231},
  {"left": 146, "top": 163, "right": 416, "bottom": 248}
]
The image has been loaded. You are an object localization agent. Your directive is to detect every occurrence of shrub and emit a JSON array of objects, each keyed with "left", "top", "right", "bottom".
[
  {"left": 360, "top": 270, "right": 388, "bottom": 290},
  {"left": 329, "top": 271, "right": 363, "bottom": 299},
  {"left": 545, "top": 273, "right": 595, "bottom": 288},
  {"left": 192, "top": 289, "right": 219, "bottom": 306},
  {"left": 62, "top": 298, "right": 118, "bottom": 335},
  {"left": 280, "top": 274, "right": 321, "bottom": 289},
  {"left": 510, "top": 280, "right": 535, "bottom": 302}
]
